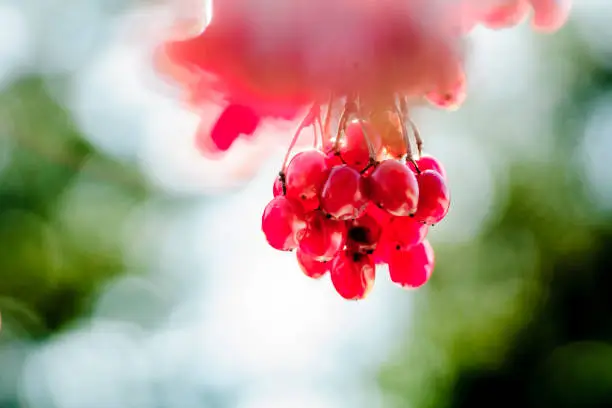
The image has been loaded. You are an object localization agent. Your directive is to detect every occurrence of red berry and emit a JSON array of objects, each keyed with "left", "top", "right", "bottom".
[
  {"left": 413, "top": 170, "right": 450, "bottom": 225},
  {"left": 365, "top": 202, "right": 392, "bottom": 226},
  {"left": 296, "top": 249, "right": 330, "bottom": 279},
  {"left": 261, "top": 196, "right": 305, "bottom": 251},
  {"left": 338, "top": 120, "right": 381, "bottom": 172},
  {"left": 361, "top": 164, "right": 376, "bottom": 178},
  {"left": 296, "top": 211, "right": 347, "bottom": 261},
  {"left": 330, "top": 250, "right": 376, "bottom": 300},
  {"left": 285, "top": 150, "right": 329, "bottom": 212},
  {"left": 408, "top": 155, "right": 447, "bottom": 180},
  {"left": 373, "top": 216, "right": 428, "bottom": 264},
  {"left": 388, "top": 240, "right": 435, "bottom": 289},
  {"left": 368, "top": 160, "right": 419, "bottom": 216},
  {"left": 346, "top": 214, "right": 382, "bottom": 254},
  {"left": 320, "top": 165, "right": 368, "bottom": 220},
  {"left": 210, "top": 104, "right": 261, "bottom": 151},
  {"left": 325, "top": 152, "right": 344, "bottom": 168},
  {"left": 272, "top": 176, "right": 283, "bottom": 197}
]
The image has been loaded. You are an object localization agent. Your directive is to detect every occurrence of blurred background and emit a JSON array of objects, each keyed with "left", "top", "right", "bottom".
[{"left": 1, "top": 1, "right": 612, "bottom": 407}]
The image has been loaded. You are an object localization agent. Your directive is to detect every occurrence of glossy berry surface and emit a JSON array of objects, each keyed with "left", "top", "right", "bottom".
[
  {"left": 330, "top": 250, "right": 376, "bottom": 300},
  {"left": 365, "top": 202, "right": 392, "bottom": 226},
  {"left": 388, "top": 240, "right": 435, "bottom": 289},
  {"left": 368, "top": 159, "right": 419, "bottom": 216},
  {"left": 297, "top": 211, "right": 347, "bottom": 261},
  {"left": 325, "top": 152, "right": 344, "bottom": 168},
  {"left": 338, "top": 120, "right": 381, "bottom": 172},
  {"left": 320, "top": 165, "right": 368, "bottom": 220},
  {"left": 374, "top": 215, "right": 429, "bottom": 263},
  {"left": 284, "top": 150, "right": 329, "bottom": 212},
  {"left": 272, "top": 176, "right": 283, "bottom": 197},
  {"left": 296, "top": 249, "right": 330, "bottom": 279},
  {"left": 346, "top": 214, "right": 382, "bottom": 254},
  {"left": 258, "top": 117, "right": 456, "bottom": 300},
  {"left": 408, "top": 155, "right": 447, "bottom": 180},
  {"left": 261, "top": 196, "right": 305, "bottom": 251},
  {"left": 413, "top": 170, "right": 451, "bottom": 225}
]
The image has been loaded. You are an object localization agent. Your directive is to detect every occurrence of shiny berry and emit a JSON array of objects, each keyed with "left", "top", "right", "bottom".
[
  {"left": 330, "top": 250, "right": 376, "bottom": 300},
  {"left": 368, "top": 159, "right": 419, "bottom": 216},
  {"left": 413, "top": 170, "right": 450, "bottom": 225},
  {"left": 320, "top": 165, "right": 368, "bottom": 220},
  {"left": 272, "top": 175, "right": 283, "bottom": 197},
  {"left": 325, "top": 152, "right": 344, "bottom": 168},
  {"left": 388, "top": 240, "right": 435, "bottom": 289},
  {"left": 408, "top": 155, "right": 447, "bottom": 180},
  {"left": 296, "top": 211, "right": 346, "bottom": 261},
  {"left": 296, "top": 249, "right": 330, "bottom": 279},
  {"left": 425, "top": 73, "right": 467, "bottom": 111},
  {"left": 285, "top": 150, "right": 329, "bottom": 212},
  {"left": 346, "top": 214, "right": 382, "bottom": 254},
  {"left": 261, "top": 196, "right": 305, "bottom": 251},
  {"left": 338, "top": 120, "right": 381, "bottom": 172},
  {"left": 373, "top": 216, "right": 428, "bottom": 264},
  {"left": 365, "top": 202, "right": 392, "bottom": 226}
]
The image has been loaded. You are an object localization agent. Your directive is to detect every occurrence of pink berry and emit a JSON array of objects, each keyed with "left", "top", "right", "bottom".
[
  {"left": 272, "top": 175, "right": 283, "bottom": 197},
  {"left": 330, "top": 250, "right": 376, "bottom": 300},
  {"left": 413, "top": 170, "right": 451, "bottom": 225},
  {"left": 325, "top": 152, "right": 344, "bottom": 168},
  {"left": 529, "top": 0, "right": 572, "bottom": 33},
  {"left": 368, "top": 159, "right": 419, "bottom": 216},
  {"left": 365, "top": 202, "right": 393, "bottom": 227},
  {"left": 296, "top": 249, "right": 330, "bottom": 279},
  {"left": 338, "top": 120, "right": 381, "bottom": 172},
  {"left": 481, "top": 0, "right": 530, "bottom": 29},
  {"left": 296, "top": 211, "right": 347, "bottom": 261},
  {"left": 261, "top": 196, "right": 305, "bottom": 251},
  {"left": 285, "top": 150, "right": 329, "bottom": 212},
  {"left": 408, "top": 155, "right": 447, "bottom": 180},
  {"left": 388, "top": 240, "right": 435, "bottom": 289},
  {"left": 210, "top": 104, "right": 261, "bottom": 151},
  {"left": 320, "top": 165, "right": 368, "bottom": 220},
  {"left": 373, "top": 216, "right": 428, "bottom": 264},
  {"left": 346, "top": 214, "right": 382, "bottom": 254},
  {"left": 425, "top": 75, "right": 466, "bottom": 111}
]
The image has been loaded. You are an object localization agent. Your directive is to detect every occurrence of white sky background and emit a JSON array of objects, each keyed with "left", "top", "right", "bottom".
[{"left": 0, "top": 0, "right": 611, "bottom": 407}]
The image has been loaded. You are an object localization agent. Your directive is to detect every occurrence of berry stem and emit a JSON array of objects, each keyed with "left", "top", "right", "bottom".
[
  {"left": 408, "top": 117, "right": 423, "bottom": 158},
  {"left": 400, "top": 96, "right": 423, "bottom": 157},
  {"left": 322, "top": 92, "right": 335, "bottom": 140},
  {"left": 281, "top": 103, "right": 320, "bottom": 172},
  {"left": 355, "top": 96, "right": 378, "bottom": 163},
  {"left": 333, "top": 94, "right": 358, "bottom": 151},
  {"left": 394, "top": 94, "right": 418, "bottom": 170},
  {"left": 313, "top": 115, "right": 321, "bottom": 148}
]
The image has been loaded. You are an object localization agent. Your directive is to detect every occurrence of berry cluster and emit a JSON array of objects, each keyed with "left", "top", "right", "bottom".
[
  {"left": 262, "top": 105, "right": 450, "bottom": 300},
  {"left": 152, "top": 0, "right": 572, "bottom": 301}
]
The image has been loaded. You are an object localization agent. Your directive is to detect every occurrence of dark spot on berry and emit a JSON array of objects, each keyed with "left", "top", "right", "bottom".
[
  {"left": 365, "top": 249, "right": 374, "bottom": 255},
  {"left": 409, "top": 213, "right": 414, "bottom": 218},
  {"left": 348, "top": 226, "right": 369, "bottom": 244},
  {"left": 395, "top": 244, "right": 401, "bottom": 251},
  {"left": 325, "top": 213, "right": 332, "bottom": 219},
  {"left": 301, "top": 194, "right": 307, "bottom": 200},
  {"left": 352, "top": 252, "right": 363, "bottom": 262}
]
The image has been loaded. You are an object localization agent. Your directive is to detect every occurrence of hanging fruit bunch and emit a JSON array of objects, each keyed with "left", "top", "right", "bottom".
[{"left": 156, "top": 0, "right": 572, "bottom": 300}]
